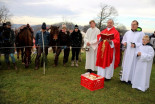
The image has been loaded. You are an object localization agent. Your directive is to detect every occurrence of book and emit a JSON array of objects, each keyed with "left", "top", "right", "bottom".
[{"left": 100, "top": 33, "right": 114, "bottom": 40}]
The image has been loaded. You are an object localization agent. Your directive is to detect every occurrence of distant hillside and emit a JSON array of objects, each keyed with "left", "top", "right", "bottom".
[{"left": 12, "top": 23, "right": 152, "bottom": 37}]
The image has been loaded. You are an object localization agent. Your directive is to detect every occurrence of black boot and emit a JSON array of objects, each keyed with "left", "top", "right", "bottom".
[
  {"left": 35, "top": 59, "right": 39, "bottom": 70},
  {"left": 0, "top": 62, "right": 1, "bottom": 69},
  {"left": 87, "top": 69, "right": 93, "bottom": 73},
  {"left": 7, "top": 62, "right": 10, "bottom": 70}
]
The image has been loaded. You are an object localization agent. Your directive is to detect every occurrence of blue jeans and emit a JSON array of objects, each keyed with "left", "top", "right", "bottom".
[{"left": 5, "top": 53, "right": 16, "bottom": 63}]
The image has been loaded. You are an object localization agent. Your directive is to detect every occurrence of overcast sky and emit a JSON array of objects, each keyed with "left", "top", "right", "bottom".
[{"left": 0, "top": 0, "right": 155, "bottom": 32}]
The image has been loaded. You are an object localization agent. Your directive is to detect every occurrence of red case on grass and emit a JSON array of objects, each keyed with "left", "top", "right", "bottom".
[{"left": 81, "top": 73, "right": 104, "bottom": 91}]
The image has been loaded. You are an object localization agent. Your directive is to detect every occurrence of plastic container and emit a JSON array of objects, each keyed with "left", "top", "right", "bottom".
[{"left": 81, "top": 73, "right": 104, "bottom": 91}]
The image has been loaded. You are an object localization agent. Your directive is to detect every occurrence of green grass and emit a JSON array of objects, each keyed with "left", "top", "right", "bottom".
[{"left": 0, "top": 52, "right": 155, "bottom": 104}]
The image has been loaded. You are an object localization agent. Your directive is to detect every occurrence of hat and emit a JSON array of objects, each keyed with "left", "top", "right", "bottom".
[
  {"left": 74, "top": 25, "right": 78, "bottom": 29},
  {"left": 3, "top": 23, "right": 6, "bottom": 27},
  {"left": 42, "top": 22, "right": 46, "bottom": 30},
  {"left": 6, "top": 21, "right": 11, "bottom": 26},
  {"left": 62, "top": 24, "right": 67, "bottom": 29}
]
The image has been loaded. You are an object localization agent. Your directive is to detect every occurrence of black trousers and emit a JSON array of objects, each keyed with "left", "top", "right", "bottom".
[
  {"left": 71, "top": 47, "right": 80, "bottom": 61},
  {"left": 54, "top": 47, "right": 70, "bottom": 65},
  {"left": 35, "top": 46, "right": 48, "bottom": 67}
]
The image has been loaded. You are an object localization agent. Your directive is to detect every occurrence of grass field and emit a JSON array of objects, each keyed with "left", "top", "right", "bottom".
[{"left": 0, "top": 52, "right": 155, "bottom": 104}]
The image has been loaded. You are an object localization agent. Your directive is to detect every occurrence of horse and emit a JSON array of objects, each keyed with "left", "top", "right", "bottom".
[
  {"left": 16, "top": 24, "right": 33, "bottom": 68},
  {"left": 48, "top": 25, "right": 59, "bottom": 54}
]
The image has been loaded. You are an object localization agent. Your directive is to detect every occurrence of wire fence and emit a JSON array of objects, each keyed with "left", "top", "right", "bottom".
[{"left": 0, "top": 46, "right": 85, "bottom": 49}]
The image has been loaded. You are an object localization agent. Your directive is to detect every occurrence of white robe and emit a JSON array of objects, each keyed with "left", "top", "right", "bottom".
[
  {"left": 121, "top": 30, "right": 145, "bottom": 82},
  {"left": 97, "top": 40, "right": 115, "bottom": 79},
  {"left": 132, "top": 45, "right": 154, "bottom": 92},
  {"left": 84, "top": 27, "right": 100, "bottom": 71},
  {"left": 97, "top": 27, "right": 117, "bottom": 79}
]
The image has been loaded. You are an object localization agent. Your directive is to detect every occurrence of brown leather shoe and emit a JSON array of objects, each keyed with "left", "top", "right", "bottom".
[
  {"left": 13, "top": 63, "right": 17, "bottom": 70},
  {"left": 63, "top": 64, "right": 66, "bottom": 67},
  {"left": 35, "top": 66, "right": 39, "bottom": 70},
  {"left": 53, "top": 64, "right": 57, "bottom": 67}
]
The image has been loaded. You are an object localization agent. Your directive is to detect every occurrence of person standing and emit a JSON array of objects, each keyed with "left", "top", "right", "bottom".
[
  {"left": 70, "top": 25, "right": 82, "bottom": 67},
  {"left": 35, "top": 22, "right": 50, "bottom": 70},
  {"left": 150, "top": 31, "right": 155, "bottom": 50},
  {"left": 96, "top": 19, "right": 120, "bottom": 80},
  {"left": 149, "top": 31, "right": 155, "bottom": 39},
  {"left": 2, "top": 22, "right": 17, "bottom": 70},
  {"left": 84, "top": 20, "right": 100, "bottom": 73},
  {"left": 0, "top": 24, "right": 4, "bottom": 67},
  {"left": 121, "top": 20, "right": 145, "bottom": 84},
  {"left": 54, "top": 25, "right": 70, "bottom": 66},
  {"left": 132, "top": 35, "right": 154, "bottom": 92}
]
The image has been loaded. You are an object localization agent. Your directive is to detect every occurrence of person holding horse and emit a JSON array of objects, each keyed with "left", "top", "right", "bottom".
[
  {"left": 54, "top": 24, "right": 71, "bottom": 67},
  {"left": 2, "top": 22, "right": 17, "bottom": 70},
  {"left": 35, "top": 22, "right": 50, "bottom": 70}
]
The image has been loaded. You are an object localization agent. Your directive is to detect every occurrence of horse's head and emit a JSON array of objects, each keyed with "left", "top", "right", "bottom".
[
  {"left": 49, "top": 25, "right": 59, "bottom": 41},
  {"left": 50, "top": 25, "right": 59, "bottom": 35}
]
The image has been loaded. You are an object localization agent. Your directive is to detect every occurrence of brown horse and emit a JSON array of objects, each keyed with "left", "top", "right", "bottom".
[
  {"left": 48, "top": 25, "right": 59, "bottom": 54},
  {"left": 16, "top": 24, "right": 33, "bottom": 68}
]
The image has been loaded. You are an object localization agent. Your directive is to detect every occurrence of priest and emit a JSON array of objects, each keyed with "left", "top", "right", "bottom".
[
  {"left": 96, "top": 19, "right": 120, "bottom": 80},
  {"left": 121, "top": 20, "right": 145, "bottom": 84},
  {"left": 84, "top": 20, "right": 100, "bottom": 73}
]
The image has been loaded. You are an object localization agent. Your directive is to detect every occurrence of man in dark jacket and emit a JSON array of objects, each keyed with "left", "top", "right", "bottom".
[
  {"left": 150, "top": 31, "right": 155, "bottom": 39},
  {"left": 150, "top": 31, "right": 155, "bottom": 53},
  {"left": 35, "top": 22, "right": 50, "bottom": 70},
  {"left": 2, "top": 22, "right": 17, "bottom": 70},
  {"left": 0, "top": 23, "right": 6, "bottom": 67},
  {"left": 0, "top": 24, "right": 3, "bottom": 67},
  {"left": 54, "top": 25, "right": 70, "bottom": 66},
  {"left": 70, "top": 25, "right": 82, "bottom": 67}
]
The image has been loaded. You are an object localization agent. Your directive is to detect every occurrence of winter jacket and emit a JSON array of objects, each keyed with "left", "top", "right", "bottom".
[
  {"left": 1, "top": 28, "right": 15, "bottom": 54},
  {"left": 70, "top": 30, "right": 82, "bottom": 47},
  {"left": 35, "top": 30, "right": 50, "bottom": 47},
  {"left": 57, "top": 30, "right": 70, "bottom": 47}
]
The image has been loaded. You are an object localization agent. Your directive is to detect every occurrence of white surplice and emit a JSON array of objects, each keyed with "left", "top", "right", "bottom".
[
  {"left": 121, "top": 30, "right": 145, "bottom": 82},
  {"left": 132, "top": 45, "right": 154, "bottom": 92},
  {"left": 84, "top": 27, "right": 100, "bottom": 71}
]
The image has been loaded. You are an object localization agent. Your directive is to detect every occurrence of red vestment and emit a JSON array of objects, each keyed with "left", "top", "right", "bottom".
[{"left": 96, "top": 27, "right": 120, "bottom": 69}]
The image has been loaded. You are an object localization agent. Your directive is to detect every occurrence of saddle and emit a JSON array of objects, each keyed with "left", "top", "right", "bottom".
[{"left": 18, "top": 24, "right": 33, "bottom": 34}]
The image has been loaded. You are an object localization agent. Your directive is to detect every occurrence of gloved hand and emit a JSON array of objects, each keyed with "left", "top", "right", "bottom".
[{"left": 61, "top": 46, "right": 67, "bottom": 49}]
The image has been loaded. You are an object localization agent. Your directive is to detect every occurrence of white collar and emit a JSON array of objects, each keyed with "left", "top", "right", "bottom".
[
  {"left": 107, "top": 27, "right": 113, "bottom": 31},
  {"left": 91, "top": 27, "right": 96, "bottom": 29}
]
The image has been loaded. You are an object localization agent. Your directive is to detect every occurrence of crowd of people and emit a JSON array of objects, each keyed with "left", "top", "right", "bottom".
[
  {"left": 0, "top": 19, "right": 154, "bottom": 92},
  {"left": 84, "top": 20, "right": 154, "bottom": 92}
]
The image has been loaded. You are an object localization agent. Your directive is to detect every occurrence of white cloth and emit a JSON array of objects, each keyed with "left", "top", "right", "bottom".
[
  {"left": 107, "top": 27, "right": 112, "bottom": 31},
  {"left": 84, "top": 27, "right": 100, "bottom": 71},
  {"left": 132, "top": 45, "right": 154, "bottom": 92},
  {"left": 121, "top": 30, "right": 145, "bottom": 82},
  {"left": 97, "top": 41, "right": 115, "bottom": 79}
]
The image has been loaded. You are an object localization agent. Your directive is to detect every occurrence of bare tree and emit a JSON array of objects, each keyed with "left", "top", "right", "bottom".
[
  {"left": 116, "top": 24, "right": 127, "bottom": 36},
  {"left": 0, "top": 5, "right": 12, "bottom": 24},
  {"left": 97, "top": 4, "right": 118, "bottom": 30}
]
